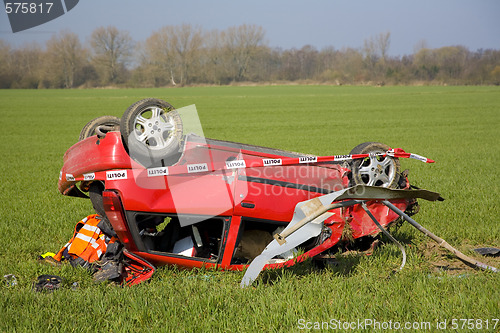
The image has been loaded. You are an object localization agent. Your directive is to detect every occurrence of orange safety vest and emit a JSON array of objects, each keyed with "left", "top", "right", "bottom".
[{"left": 54, "top": 214, "right": 116, "bottom": 265}]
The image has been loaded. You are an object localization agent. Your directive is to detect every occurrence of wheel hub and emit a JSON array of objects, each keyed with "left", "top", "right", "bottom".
[
  {"left": 358, "top": 154, "right": 396, "bottom": 187},
  {"left": 133, "top": 107, "right": 176, "bottom": 150}
]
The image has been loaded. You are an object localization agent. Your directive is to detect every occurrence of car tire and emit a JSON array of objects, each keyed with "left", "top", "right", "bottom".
[
  {"left": 88, "top": 182, "right": 117, "bottom": 238},
  {"left": 79, "top": 116, "right": 121, "bottom": 141},
  {"left": 120, "top": 98, "right": 183, "bottom": 167},
  {"left": 350, "top": 142, "right": 400, "bottom": 188},
  {"left": 89, "top": 181, "right": 106, "bottom": 217}
]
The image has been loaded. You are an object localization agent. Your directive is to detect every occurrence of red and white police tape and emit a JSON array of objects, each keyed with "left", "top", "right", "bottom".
[{"left": 60, "top": 148, "right": 434, "bottom": 182}]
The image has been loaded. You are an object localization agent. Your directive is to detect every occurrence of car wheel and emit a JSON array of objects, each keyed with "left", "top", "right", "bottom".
[
  {"left": 120, "top": 98, "right": 183, "bottom": 167},
  {"left": 88, "top": 182, "right": 117, "bottom": 238},
  {"left": 350, "top": 142, "right": 400, "bottom": 188},
  {"left": 79, "top": 116, "right": 120, "bottom": 141},
  {"left": 89, "top": 181, "right": 106, "bottom": 217}
]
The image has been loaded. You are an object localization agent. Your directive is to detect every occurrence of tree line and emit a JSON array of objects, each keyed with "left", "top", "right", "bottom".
[{"left": 1, "top": 24, "right": 500, "bottom": 89}]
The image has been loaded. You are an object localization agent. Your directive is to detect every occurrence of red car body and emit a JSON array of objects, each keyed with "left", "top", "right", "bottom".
[{"left": 59, "top": 131, "right": 411, "bottom": 271}]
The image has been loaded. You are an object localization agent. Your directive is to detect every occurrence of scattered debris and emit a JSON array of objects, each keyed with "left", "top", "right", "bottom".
[
  {"left": 428, "top": 273, "right": 470, "bottom": 280},
  {"left": 3, "top": 274, "right": 17, "bottom": 288},
  {"left": 37, "top": 253, "right": 61, "bottom": 266},
  {"left": 32, "top": 275, "right": 62, "bottom": 293},
  {"left": 474, "top": 247, "right": 500, "bottom": 257}
]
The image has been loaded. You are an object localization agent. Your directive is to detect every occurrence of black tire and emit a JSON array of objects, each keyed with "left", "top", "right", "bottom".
[
  {"left": 120, "top": 98, "right": 183, "bottom": 167},
  {"left": 89, "top": 182, "right": 117, "bottom": 238},
  {"left": 350, "top": 142, "right": 400, "bottom": 188},
  {"left": 89, "top": 181, "right": 106, "bottom": 217},
  {"left": 79, "top": 116, "right": 120, "bottom": 141}
]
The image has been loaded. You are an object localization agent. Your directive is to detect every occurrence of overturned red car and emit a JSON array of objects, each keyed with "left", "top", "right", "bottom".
[{"left": 58, "top": 98, "right": 444, "bottom": 285}]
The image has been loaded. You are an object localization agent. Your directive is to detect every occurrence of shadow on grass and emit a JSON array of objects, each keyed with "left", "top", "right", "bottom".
[
  {"left": 256, "top": 252, "right": 369, "bottom": 286},
  {"left": 254, "top": 228, "right": 423, "bottom": 286}
]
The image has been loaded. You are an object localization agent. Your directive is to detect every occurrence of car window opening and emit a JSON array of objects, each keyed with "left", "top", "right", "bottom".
[
  {"left": 231, "top": 219, "right": 304, "bottom": 265},
  {"left": 135, "top": 214, "right": 223, "bottom": 262}
]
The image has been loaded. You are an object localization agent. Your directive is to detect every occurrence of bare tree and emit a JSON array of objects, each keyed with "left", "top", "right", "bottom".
[
  {"left": 364, "top": 32, "right": 391, "bottom": 62},
  {"left": 204, "top": 29, "right": 226, "bottom": 84},
  {"left": 363, "top": 31, "right": 391, "bottom": 81},
  {"left": 435, "top": 46, "right": 468, "bottom": 82},
  {"left": 363, "top": 36, "right": 378, "bottom": 70},
  {"left": 141, "top": 24, "right": 202, "bottom": 86},
  {"left": 413, "top": 48, "right": 439, "bottom": 81},
  {"left": 172, "top": 24, "right": 203, "bottom": 85},
  {"left": 223, "top": 24, "right": 266, "bottom": 81},
  {"left": 0, "top": 41, "right": 14, "bottom": 88},
  {"left": 491, "top": 65, "right": 500, "bottom": 84},
  {"left": 140, "top": 30, "right": 174, "bottom": 86},
  {"left": 336, "top": 47, "right": 365, "bottom": 83},
  {"left": 90, "top": 26, "right": 134, "bottom": 85},
  {"left": 413, "top": 39, "right": 429, "bottom": 54},
  {"left": 376, "top": 32, "right": 391, "bottom": 62},
  {"left": 44, "top": 32, "right": 86, "bottom": 88},
  {"left": 14, "top": 43, "right": 44, "bottom": 88}
]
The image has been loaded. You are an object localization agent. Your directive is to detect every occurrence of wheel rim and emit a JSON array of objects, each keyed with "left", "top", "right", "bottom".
[
  {"left": 133, "top": 106, "right": 177, "bottom": 151},
  {"left": 357, "top": 153, "right": 397, "bottom": 187}
]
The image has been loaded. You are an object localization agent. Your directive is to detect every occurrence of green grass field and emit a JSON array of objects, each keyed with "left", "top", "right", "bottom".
[{"left": 0, "top": 86, "right": 499, "bottom": 332}]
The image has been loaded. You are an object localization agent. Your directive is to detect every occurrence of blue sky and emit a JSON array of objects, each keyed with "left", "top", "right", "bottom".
[{"left": 1, "top": 0, "right": 499, "bottom": 56}]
